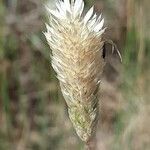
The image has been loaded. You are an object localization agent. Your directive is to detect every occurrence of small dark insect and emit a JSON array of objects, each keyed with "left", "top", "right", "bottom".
[
  {"left": 102, "top": 40, "right": 122, "bottom": 62},
  {"left": 102, "top": 43, "right": 106, "bottom": 59}
]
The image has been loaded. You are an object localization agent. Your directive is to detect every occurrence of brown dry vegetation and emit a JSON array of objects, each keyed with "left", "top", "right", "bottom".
[{"left": 0, "top": 0, "right": 150, "bottom": 150}]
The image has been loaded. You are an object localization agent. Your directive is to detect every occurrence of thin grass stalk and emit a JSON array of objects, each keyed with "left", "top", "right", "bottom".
[{"left": 85, "top": 136, "right": 97, "bottom": 150}]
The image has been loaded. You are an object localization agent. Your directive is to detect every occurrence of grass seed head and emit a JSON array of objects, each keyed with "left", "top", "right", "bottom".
[{"left": 44, "top": 0, "right": 105, "bottom": 142}]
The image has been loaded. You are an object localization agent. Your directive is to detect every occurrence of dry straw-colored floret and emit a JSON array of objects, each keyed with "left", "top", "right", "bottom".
[{"left": 44, "top": 0, "right": 105, "bottom": 142}]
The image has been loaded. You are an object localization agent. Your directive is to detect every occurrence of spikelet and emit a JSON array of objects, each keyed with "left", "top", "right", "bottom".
[{"left": 44, "top": 0, "right": 105, "bottom": 142}]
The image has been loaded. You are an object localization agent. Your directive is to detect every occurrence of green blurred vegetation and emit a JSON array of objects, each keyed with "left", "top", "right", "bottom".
[{"left": 0, "top": 0, "right": 150, "bottom": 150}]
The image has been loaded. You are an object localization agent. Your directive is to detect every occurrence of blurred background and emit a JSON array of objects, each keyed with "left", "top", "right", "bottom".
[{"left": 0, "top": 0, "right": 150, "bottom": 149}]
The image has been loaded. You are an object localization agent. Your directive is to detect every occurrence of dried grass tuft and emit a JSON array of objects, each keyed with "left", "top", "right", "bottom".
[{"left": 44, "top": 0, "right": 105, "bottom": 143}]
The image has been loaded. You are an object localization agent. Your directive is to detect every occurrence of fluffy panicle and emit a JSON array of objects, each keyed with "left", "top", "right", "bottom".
[{"left": 44, "top": 0, "right": 105, "bottom": 142}]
